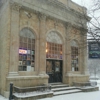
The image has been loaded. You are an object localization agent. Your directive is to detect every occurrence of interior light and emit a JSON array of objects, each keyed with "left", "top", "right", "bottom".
[{"left": 19, "top": 49, "right": 27, "bottom": 54}]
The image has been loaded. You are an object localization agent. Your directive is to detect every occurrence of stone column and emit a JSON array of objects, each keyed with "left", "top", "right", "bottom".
[
  {"left": 65, "top": 24, "right": 72, "bottom": 73},
  {"left": 83, "top": 33, "right": 89, "bottom": 75},
  {"left": 9, "top": 3, "right": 21, "bottom": 76},
  {"left": 79, "top": 34, "right": 84, "bottom": 74},
  {"left": 63, "top": 23, "right": 72, "bottom": 84},
  {"left": 80, "top": 31, "right": 89, "bottom": 75},
  {"left": 38, "top": 14, "right": 47, "bottom": 75}
]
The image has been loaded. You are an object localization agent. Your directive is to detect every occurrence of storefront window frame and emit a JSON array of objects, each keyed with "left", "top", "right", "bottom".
[
  {"left": 71, "top": 40, "right": 79, "bottom": 71},
  {"left": 19, "top": 28, "right": 35, "bottom": 72}
]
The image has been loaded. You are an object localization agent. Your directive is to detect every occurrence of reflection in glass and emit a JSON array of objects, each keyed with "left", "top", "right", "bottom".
[
  {"left": 46, "top": 42, "right": 62, "bottom": 60},
  {"left": 46, "top": 61, "right": 52, "bottom": 73},
  {"left": 19, "top": 28, "right": 35, "bottom": 71}
]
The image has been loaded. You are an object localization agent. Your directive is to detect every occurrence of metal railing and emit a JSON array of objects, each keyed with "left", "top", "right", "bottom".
[{"left": 9, "top": 83, "right": 13, "bottom": 100}]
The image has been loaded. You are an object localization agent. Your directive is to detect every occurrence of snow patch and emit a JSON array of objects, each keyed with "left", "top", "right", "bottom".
[
  {"left": 13, "top": 91, "right": 53, "bottom": 98},
  {"left": 0, "top": 80, "right": 100, "bottom": 100}
]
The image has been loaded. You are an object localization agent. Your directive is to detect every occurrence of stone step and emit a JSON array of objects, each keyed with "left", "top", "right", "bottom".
[
  {"left": 54, "top": 89, "right": 82, "bottom": 96},
  {"left": 13, "top": 91, "right": 53, "bottom": 100},
  {"left": 49, "top": 82, "right": 62, "bottom": 85},
  {"left": 51, "top": 84, "right": 69, "bottom": 89},
  {"left": 50, "top": 83, "right": 82, "bottom": 96},
  {"left": 52, "top": 87, "right": 77, "bottom": 92}
]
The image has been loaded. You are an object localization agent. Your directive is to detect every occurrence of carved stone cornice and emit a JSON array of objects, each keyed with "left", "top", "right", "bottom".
[
  {"left": 11, "top": 0, "right": 89, "bottom": 29},
  {"left": 10, "top": 1, "right": 21, "bottom": 12},
  {"left": 37, "top": 13, "right": 46, "bottom": 22},
  {"left": 64, "top": 22, "right": 71, "bottom": 29}
]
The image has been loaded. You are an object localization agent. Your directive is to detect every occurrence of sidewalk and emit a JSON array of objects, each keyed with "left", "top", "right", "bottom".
[{"left": 0, "top": 95, "right": 7, "bottom": 100}]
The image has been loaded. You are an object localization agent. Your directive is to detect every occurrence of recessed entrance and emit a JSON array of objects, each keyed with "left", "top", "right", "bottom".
[
  {"left": 46, "top": 60, "right": 62, "bottom": 83},
  {"left": 46, "top": 31, "right": 63, "bottom": 83}
]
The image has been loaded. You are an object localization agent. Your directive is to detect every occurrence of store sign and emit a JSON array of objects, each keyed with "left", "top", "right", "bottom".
[
  {"left": 19, "top": 49, "right": 27, "bottom": 54},
  {"left": 88, "top": 42, "right": 100, "bottom": 58}
]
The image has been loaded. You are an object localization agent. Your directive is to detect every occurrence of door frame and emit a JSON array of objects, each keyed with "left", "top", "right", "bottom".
[{"left": 46, "top": 59, "right": 63, "bottom": 83}]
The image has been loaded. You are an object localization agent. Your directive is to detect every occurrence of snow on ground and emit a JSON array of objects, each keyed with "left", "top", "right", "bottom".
[
  {"left": 0, "top": 80, "right": 100, "bottom": 100},
  {"left": 39, "top": 91, "right": 100, "bottom": 100},
  {"left": 39, "top": 80, "right": 100, "bottom": 100},
  {"left": 0, "top": 95, "right": 7, "bottom": 100}
]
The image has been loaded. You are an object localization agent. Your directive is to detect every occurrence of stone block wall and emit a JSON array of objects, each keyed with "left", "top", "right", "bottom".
[
  {"left": 65, "top": 74, "right": 89, "bottom": 86},
  {"left": 57, "top": 0, "right": 87, "bottom": 14},
  {"left": 58, "top": 0, "right": 68, "bottom": 5},
  {"left": 0, "top": 1, "right": 10, "bottom": 95},
  {"left": 0, "top": 0, "right": 89, "bottom": 98},
  {"left": 6, "top": 75, "right": 49, "bottom": 91},
  {"left": 69, "top": 0, "right": 87, "bottom": 14}
]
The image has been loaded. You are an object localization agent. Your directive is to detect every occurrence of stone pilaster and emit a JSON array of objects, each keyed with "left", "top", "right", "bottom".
[
  {"left": 83, "top": 33, "right": 89, "bottom": 75},
  {"left": 65, "top": 24, "right": 72, "bottom": 73},
  {"left": 80, "top": 31, "right": 89, "bottom": 75},
  {"left": 9, "top": 3, "right": 21, "bottom": 76},
  {"left": 79, "top": 35, "right": 84, "bottom": 74},
  {"left": 63, "top": 23, "right": 72, "bottom": 84},
  {"left": 38, "top": 13, "right": 47, "bottom": 75}
]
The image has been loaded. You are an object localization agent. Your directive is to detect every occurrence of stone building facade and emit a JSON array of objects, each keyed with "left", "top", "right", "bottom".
[{"left": 0, "top": 0, "right": 89, "bottom": 98}]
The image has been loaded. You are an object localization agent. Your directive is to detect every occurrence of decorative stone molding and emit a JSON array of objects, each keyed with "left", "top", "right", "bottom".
[
  {"left": 37, "top": 12, "right": 47, "bottom": 22},
  {"left": 8, "top": 72, "right": 19, "bottom": 76},
  {"left": 24, "top": 11, "right": 32, "bottom": 18},
  {"left": 10, "top": 1, "right": 21, "bottom": 11},
  {"left": 54, "top": 20, "right": 58, "bottom": 29},
  {"left": 11, "top": 0, "right": 89, "bottom": 29},
  {"left": 64, "top": 22, "right": 71, "bottom": 30}
]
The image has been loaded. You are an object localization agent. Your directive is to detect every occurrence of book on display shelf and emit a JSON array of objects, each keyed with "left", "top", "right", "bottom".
[{"left": 19, "top": 61, "right": 22, "bottom": 66}]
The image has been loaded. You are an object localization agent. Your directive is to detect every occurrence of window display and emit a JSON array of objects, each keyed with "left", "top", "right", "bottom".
[
  {"left": 46, "top": 61, "right": 52, "bottom": 73},
  {"left": 19, "top": 28, "right": 35, "bottom": 71},
  {"left": 55, "top": 61, "right": 60, "bottom": 72},
  {"left": 71, "top": 46, "right": 79, "bottom": 71},
  {"left": 46, "top": 42, "right": 62, "bottom": 60},
  {"left": 46, "top": 32, "right": 63, "bottom": 60}
]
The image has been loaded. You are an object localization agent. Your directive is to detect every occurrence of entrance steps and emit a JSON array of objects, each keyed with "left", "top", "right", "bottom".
[
  {"left": 50, "top": 83, "right": 82, "bottom": 96},
  {"left": 13, "top": 83, "right": 98, "bottom": 100}
]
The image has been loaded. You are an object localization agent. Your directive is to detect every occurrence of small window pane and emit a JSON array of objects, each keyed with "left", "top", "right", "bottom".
[
  {"left": 46, "top": 42, "right": 62, "bottom": 60},
  {"left": 71, "top": 46, "right": 79, "bottom": 71},
  {"left": 19, "top": 28, "right": 35, "bottom": 71}
]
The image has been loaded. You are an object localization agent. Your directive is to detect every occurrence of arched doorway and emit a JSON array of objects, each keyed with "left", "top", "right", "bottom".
[{"left": 46, "top": 31, "right": 63, "bottom": 83}]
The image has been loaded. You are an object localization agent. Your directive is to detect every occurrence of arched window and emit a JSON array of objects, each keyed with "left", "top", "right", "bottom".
[
  {"left": 71, "top": 40, "right": 79, "bottom": 71},
  {"left": 46, "top": 31, "right": 63, "bottom": 59},
  {"left": 19, "top": 28, "right": 35, "bottom": 71}
]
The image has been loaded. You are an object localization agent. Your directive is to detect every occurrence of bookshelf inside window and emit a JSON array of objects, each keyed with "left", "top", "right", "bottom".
[
  {"left": 71, "top": 46, "right": 78, "bottom": 71},
  {"left": 19, "top": 36, "right": 35, "bottom": 71}
]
